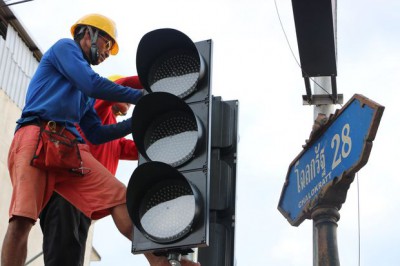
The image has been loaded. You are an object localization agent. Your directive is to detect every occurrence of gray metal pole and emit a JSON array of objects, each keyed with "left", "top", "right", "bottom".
[
  {"left": 24, "top": 251, "right": 43, "bottom": 265},
  {"left": 313, "top": 76, "right": 335, "bottom": 266},
  {"left": 313, "top": 1, "right": 338, "bottom": 264},
  {"left": 313, "top": 77, "right": 335, "bottom": 119}
]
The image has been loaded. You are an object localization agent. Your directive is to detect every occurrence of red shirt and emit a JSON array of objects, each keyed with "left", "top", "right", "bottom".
[{"left": 80, "top": 76, "right": 142, "bottom": 175}]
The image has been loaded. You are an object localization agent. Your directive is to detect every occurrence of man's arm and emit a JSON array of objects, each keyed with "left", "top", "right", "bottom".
[
  {"left": 114, "top": 76, "right": 143, "bottom": 89},
  {"left": 118, "top": 138, "right": 138, "bottom": 161}
]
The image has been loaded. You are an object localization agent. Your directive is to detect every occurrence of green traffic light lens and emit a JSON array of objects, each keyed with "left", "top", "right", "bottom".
[
  {"left": 140, "top": 180, "right": 195, "bottom": 242},
  {"left": 144, "top": 111, "right": 198, "bottom": 167},
  {"left": 148, "top": 50, "right": 201, "bottom": 99}
]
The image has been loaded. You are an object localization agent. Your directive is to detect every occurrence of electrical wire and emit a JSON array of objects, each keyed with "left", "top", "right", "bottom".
[{"left": 1, "top": 0, "right": 33, "bottom": 7}]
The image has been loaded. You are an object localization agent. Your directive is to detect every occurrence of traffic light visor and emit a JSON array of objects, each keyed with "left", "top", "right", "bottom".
[
  {"left": 127, "top": 161, "right": 203, "bottom": 243},
  {"left": 132, "top": 92, "right": 203, "bottom": 167},
  {"left": 136, "top": 28, "right": 205, "bottom": 99}
]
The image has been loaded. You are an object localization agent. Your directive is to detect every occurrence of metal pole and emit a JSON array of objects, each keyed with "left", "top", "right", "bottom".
[
  {"left": 313, "top": 77, "right": 335, "bottom": 266},
  {"left": 312, "top": 0, "right": 338, "bottom": 264},
  {"left": 313, "top": 77, "right": 335, "bottom": 119},
  {"left": 312, "top": 207, "right": 341, "bottom": 266},
  {"left": 24, "top": 251, "right": 43, "bottom": 265}
]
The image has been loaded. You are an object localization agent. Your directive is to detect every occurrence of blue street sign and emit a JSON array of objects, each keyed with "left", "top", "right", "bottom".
[{"left": 278, "top": 94, "right": 384, "bottom": 226}]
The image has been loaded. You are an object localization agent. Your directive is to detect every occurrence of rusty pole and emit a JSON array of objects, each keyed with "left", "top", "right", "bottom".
[{"left": 312, "top": 206, "right": 341, "bottom": 266}]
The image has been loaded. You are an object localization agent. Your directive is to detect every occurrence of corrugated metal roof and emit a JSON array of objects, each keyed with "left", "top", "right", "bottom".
[{"left": 0, "top": 0, "right": 42, "bottom": 61}]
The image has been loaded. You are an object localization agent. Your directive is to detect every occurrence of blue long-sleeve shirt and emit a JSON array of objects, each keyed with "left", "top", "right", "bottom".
[{"left": 18, "top": 38, "right": 142, "bottom": 144}]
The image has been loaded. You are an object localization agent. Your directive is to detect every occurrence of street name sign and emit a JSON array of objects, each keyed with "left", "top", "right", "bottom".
[{"left": 278, "top": 94, "right": 384, "bottom": 226}]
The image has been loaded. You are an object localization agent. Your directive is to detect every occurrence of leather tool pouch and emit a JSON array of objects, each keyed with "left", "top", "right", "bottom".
[{"left": 30, "top": 121, "right": 86, "bottom": 176}]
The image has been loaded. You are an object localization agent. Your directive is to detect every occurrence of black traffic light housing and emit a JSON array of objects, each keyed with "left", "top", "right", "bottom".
[
  {"left": 126, "top": 161, "right": 205, "bottom": 245},
  {"left": 127, "top": 29, "right": 238, "bottom": 265},
  {"left": 136, "top": 28, "right": 208, "bottom": 104},
  {"left": 197, "top": 97, "right": 239, "bottom": 266},
  {"left": 129, "top": 92, "right": 207, "bottom": 171},
  {"left": 127, "top": 28, "right": 212, "bottom": 255}
]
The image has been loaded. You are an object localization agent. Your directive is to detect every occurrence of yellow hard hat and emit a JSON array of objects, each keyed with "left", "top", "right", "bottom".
[
  {"left": 71, "top": 13, "right": 119, "bottom": 55},
  {"left": 107, "top": 74, "right": 124, "bottom": 82}
]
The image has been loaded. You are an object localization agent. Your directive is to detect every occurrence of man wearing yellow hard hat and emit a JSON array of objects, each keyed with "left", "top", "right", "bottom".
[
  {"left": 1, "top": 13, "right": 200, "bottom": 266},
  {"left": 70, "top": 13, "right": 119, "bottom": 63}
]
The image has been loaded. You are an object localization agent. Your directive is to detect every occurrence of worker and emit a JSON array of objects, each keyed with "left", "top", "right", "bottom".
[
  {"left": 1, "top": 13, "right": 199, "bottom": 266},
  {"left": 39, "top": 75, "right": 141, "bottom": 266}
]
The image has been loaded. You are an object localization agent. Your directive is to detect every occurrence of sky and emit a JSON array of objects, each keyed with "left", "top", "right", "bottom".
[{"left": 7, "top": 0, "right": 400, "bottom": 265}]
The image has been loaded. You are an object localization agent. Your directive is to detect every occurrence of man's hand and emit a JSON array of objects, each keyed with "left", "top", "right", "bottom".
[
  {"left": 145, "top": 253, "right": 201, "bottom": 266},
  {"left": 180, "top": 258, "right": 201, "bottom": 266}
]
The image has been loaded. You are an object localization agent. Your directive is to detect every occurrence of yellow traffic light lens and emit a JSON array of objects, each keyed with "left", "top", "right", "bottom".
[
  {"left": 148, "top": 51, "right": 201, "bottom": 99},
  {"left": 145, "top": 111, "right": 198, "bottom": 167}
]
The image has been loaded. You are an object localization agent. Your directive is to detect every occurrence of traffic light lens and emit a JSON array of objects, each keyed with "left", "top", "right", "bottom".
[
  {"left": 149, "top": 51, "right": 200, "bottom": 99},
  {"left": 145, "top": 111, "right": 198, "bottom": 167},
  {"left": 140, "top": 180, "right": 196, "bottom": 242}
]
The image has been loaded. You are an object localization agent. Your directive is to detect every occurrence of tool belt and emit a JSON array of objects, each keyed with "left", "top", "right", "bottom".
[{"left": 30, "top": 121, "right": 88, "bottom": 176}]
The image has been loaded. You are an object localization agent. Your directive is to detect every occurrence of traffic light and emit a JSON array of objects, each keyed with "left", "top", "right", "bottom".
[
  {"left": 126, "top": 28, "right": 213, "bottom": 256},
  {"left": 197, "top": 97, "right": 238, "bottom": 266}
]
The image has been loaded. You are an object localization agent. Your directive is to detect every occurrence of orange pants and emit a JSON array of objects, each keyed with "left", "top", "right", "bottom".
[{"left": 7, "top": 125, "right": 126, "bottom": 221}]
